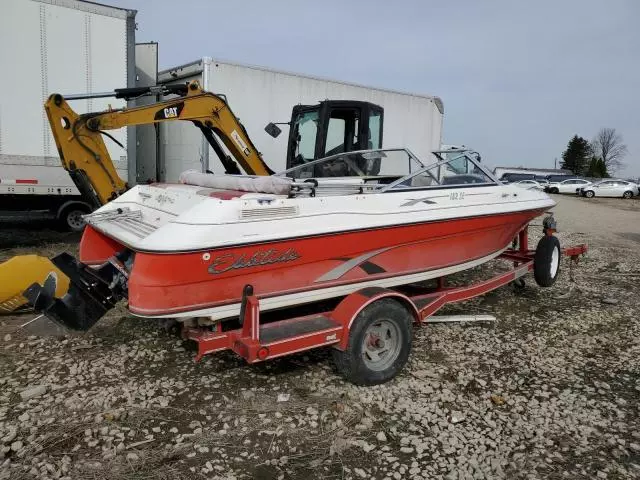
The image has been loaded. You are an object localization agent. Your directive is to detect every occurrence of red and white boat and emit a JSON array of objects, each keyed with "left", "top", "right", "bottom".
[{"left": 26, "top": 148, "right": 555, "bottom": 331}]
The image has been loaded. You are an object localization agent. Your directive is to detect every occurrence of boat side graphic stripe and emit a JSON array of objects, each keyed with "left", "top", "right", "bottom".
[
  {"left": 360, "top": 261, "right": 386, "bottom": 275},
  {"left": 314, "top": 247, "right": 391, "bottom": 282},
  {"left": 327, "top": 256, "right": 387, "bottom": 276}
]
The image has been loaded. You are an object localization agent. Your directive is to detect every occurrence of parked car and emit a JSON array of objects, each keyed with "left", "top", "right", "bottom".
[
  {"left": 580, "top": 180, "right": 640, "bottom": 199},
  {"left": 546, "top": 174, "right": 575, "bottom": 183},
  {"left": 513, "top": 179, "right": 545, "bottom": 190},
  {"left": 545, "top": 178, "right": 591, "bottom": 194},
  {"left": 534, "top": 176, "right": 550, "bottom": 186},
  {"left": 499, "top": 173, "right": 536, "bottom": 183}
]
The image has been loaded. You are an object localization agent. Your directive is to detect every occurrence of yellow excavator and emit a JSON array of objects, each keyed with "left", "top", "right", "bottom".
[{"left": 0, "top": 80, "right": 385, "bottom": 313}]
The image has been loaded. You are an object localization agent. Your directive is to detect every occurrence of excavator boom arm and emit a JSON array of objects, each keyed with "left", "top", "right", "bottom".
[{"left": 44, "top": 80, "right": 272, "bottom": 206}]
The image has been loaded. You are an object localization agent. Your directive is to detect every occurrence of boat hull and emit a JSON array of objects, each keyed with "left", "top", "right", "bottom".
[{"left": 104, "top": 208, "right": 547, "bottom": 319}]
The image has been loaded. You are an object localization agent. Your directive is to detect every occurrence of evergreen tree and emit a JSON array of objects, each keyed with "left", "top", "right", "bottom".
[
  {"left": 586, "top": 157, "right": 610, "bottom": 178},
  {"left": 560, "top": 135, "right": 591, "bottom": 175},
  {"left": 596, "top": 158, "right": 609, "bottom": 178},
  {"left": 586, "top": 156, "right": 610, "bottom": 178}
]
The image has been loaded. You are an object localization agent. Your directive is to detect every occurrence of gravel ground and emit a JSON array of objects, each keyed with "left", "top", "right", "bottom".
[{"left": 1, "top": 195, "right": 639, "bottom": 480}]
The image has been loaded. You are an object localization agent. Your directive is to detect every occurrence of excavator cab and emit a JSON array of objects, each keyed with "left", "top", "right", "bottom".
[{"left": 284, "top": 101, "right": 384, "bottom": 169}]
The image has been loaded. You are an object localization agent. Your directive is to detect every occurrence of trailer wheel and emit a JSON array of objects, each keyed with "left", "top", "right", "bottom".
[
  {"left": 533, "top": 235, "right": 561, "bottom": 287},
  {"left": 331, "top": 299, "right": 412, "bottom": 386},
  {"left": 59, "top": 205, "right": 89, "bottom": 232}
]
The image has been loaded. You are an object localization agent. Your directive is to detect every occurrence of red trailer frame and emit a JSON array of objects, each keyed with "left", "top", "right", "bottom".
[{"left": 183, "top": 226, "right": 587, "bottom": 369}]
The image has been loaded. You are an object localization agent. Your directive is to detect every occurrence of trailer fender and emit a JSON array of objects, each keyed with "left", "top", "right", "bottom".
[{"left": 331, "top": 287, "right": 420, "bottom": 351}]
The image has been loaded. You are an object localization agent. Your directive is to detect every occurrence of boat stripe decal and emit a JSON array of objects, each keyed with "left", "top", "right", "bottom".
[
  {"left": 401, "top": 198, "right": 437, "bottom": 206},
  {"left": 331, "top": 256, "right": 386, "bottom": 275},
  {"left": 360, "top": 261, "right": 386, "bottom": 275},
  {"left": 314, "top": 247, "right": 391, "bottom": 282}
]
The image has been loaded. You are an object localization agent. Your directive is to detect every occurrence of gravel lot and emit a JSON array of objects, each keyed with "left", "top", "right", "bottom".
[{"left": 1, "top": 195, "right": 639, "bottom": 479}]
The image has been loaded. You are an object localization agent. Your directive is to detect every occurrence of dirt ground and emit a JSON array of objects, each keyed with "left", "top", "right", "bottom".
[{"left": 1, "top": 195, "right": 639, "bottom": 479}]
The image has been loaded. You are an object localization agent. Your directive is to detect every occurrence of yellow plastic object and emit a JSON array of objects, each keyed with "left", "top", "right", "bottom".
[{"left": 0, "top": 255, "right": 69, "bottom": 313}]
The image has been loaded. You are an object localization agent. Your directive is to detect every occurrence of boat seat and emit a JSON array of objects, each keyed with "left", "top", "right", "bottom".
[{"left": 179, "top": 170, "right": 293, "bottom": 195}]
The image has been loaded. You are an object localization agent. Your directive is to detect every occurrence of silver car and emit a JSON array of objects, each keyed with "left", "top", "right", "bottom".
[
  {"left": 581, "top": 180, "right": 640, "bottom": 199},
  {"left": 545, "top": 178, "right": 591, "bottom": 194}
]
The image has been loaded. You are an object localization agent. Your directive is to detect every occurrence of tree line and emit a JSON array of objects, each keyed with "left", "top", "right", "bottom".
[{"left": 561, "top": 128, "right": 627, "bottom": 178}]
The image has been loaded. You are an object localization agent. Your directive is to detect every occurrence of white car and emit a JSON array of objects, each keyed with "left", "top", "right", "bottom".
[
  {"left": 513, "top": 179, "right": 544, "bottom": 190},
  {"left": 581, "top": 180, "right": 639, "bottom": 199},
  {"left": 545, "top": 178, "right": 591, "bottom": 194}
]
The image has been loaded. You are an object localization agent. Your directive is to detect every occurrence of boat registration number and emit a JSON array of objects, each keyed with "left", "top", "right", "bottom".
[{"left": 449, "top": 191, "right": 465, "bottom": 200}]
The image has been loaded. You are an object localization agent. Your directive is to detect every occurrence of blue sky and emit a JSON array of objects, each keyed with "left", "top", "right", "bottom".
[{"left": 107, "top": 0, "right": 639, "bottom": 176}]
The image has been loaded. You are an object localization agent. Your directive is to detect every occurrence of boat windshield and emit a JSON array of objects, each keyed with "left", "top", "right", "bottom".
[
  {"left": 277, "top": 148, "right": 499, "bottom": 195},
  {"left": 382, "top": 149, "right": 498, "bottom": 191},
  {"left": 277, "top": 148, "right": 426, "bottom": 181}
]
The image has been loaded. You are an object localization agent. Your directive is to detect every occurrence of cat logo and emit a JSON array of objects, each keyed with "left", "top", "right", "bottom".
[
  {"left": 154, "top": 102, "right": 184, "bottom": 120},
  {"left": 163, "top": 107, "right": 178, "bottom": 118}
]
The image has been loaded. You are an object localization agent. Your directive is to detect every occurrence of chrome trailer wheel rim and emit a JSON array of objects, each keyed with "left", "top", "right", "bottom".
[
  {"left": 362, "top": 319, "right": 402, "bottom": 371},
  {"left": 550, "top": 245, "right": 560, "bottom": 278}
]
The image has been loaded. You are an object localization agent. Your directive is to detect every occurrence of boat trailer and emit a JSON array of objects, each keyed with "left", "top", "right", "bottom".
[{"left": 183, "top": 224, "right": 587, "bottom": 385}]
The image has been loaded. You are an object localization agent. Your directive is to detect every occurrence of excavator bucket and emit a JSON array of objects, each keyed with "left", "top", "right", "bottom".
[
  {"left": 0, "top": 255, "right": 70, "bottom": 313},
  {"left": 23, "top": 252, "right": 123, "bottom": 331}
]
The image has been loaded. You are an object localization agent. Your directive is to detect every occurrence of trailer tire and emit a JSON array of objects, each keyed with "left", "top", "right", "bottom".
[
  {"left": 533, "top": 235, "right": 561, "bottom": 287},
  {"left": 331, "top": 298, "right": 412, "bottom": 386},
  {"left": 58, "top": 204, "right": 90, "bottom": 232}
]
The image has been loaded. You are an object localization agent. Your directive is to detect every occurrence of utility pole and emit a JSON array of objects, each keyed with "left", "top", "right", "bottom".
[{"left": 554, "top": 157, "right": 557, "bottom": 170}]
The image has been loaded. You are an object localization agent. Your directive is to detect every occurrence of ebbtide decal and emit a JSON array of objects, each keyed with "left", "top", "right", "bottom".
[
  {"left": 154, "top": 102, "right": 184, "bottom": 120},
  {"left": 230, "top": 130, "right": 251, "bottom": 156},
  {"left": 208, "top": 248, "right": 300, "bottom": 275}
]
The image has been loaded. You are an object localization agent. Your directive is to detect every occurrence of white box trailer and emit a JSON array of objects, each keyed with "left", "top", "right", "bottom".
[
  {"left": 0, "top": 0, "right": 135, "bottom": 229},
  {"left": 154, "top": 57, "right": 444, "bottom": 181}
]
